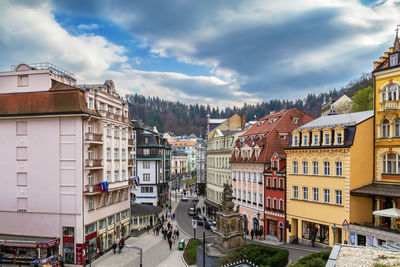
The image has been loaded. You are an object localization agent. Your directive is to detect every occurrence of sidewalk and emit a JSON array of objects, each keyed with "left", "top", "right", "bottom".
[{"left": 92, "top": 198, "right": 190, "bottom": 267}]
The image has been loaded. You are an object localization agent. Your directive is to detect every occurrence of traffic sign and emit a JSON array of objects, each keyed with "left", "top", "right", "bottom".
[
  {"left": 192, "top": 220, "right": 197, "bottom": 229},
  {"left": 342, "top": 219, "right": 349, "bottom": 231}
]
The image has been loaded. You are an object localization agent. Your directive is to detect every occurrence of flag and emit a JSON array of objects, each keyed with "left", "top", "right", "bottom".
[
  {"left": 97, "top": 182, "right": 104, "bottom": 193},
  {"left": 97, "top": 181, "right": 109, "bottom": 193}
]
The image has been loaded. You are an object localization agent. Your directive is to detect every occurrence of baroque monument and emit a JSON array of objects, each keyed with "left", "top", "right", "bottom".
[{"left": 212, "top": 183, "right": 245, "bottom": 253}]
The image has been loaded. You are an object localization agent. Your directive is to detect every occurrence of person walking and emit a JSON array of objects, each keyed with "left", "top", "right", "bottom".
[
  {"left": 176, "top": 229, "right": 180, "bottom": 240},
  {"left": 202, "top": 206, "right": 205, "bottom": 213},
  {"left": 167, "top": 230, "right": 172, "bottom": 241},
  {"left": 168, "top": 238, "right": 173, "bottom": 250},
  {"left": 112, "top": 242, "right": 117, "bottom": 254},
  {"left": 250, "top": 229, "right": 254, "bottom": 240}
]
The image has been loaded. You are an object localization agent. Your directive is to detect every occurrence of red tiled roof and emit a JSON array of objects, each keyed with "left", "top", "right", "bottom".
[
  {"left": 230, "top": 109, "right": 314, "bottom": 164},
  {"left": 0, "top": 87, "right": 98, "bottom": 117}
]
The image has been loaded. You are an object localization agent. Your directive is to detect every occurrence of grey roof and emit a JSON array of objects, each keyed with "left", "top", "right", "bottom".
[
  {"left": 131, "top": 203, "right": 162, "bottom": 216},
  {"left": 209, "top": 119, "right": 227, "bottom": 124},
  {"left": 220, "top": 130, "right": 243, "bottom": 136},
  {"left": 297, "top": 110, "right": 373, "bottom": 131}
]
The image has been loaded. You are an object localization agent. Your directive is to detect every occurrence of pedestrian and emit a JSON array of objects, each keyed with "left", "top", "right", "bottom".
[
  {"left": 167, "top": 222, "right": 171, "bottom": 229},
  {"left": 173, "top": 213, "right": 176, "bottom": 220},
  {"left": 167, "top": 230, "right": 172, "bottom": 241},
  {"left": 168, "top": 238, "right": 173, "bottom": 250},
  {"left": 202, "top": 206, "right": 205, "bottom": 213},
  {"left": 112, "top": 242, "right": 117, "bottom": 254},
  {"left": 250, "top": 229, "right": 254, "bottom": 240},
  {"left": 176, "top": 229, "right": 180, "bottom": 240},
  {"left": 163, "top": 228, "right": 167, "bottom": 240},
  {"left": 153, "top": 227, "right": 156, "bottom": 235}
]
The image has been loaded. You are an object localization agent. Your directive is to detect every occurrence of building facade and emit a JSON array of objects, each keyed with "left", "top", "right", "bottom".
[
  {"left": 170, "top": 141, "right": 197, "bottom": 174},
  {"left": 231, "top": 109, "right": 314, "bottom": 237},
  {"left": 206, "top": 129, "right": 243, "bottom": 219},
  {"left": 196, "top": 138, "right": 207, "bottom": 196},
  {"left": 131, "top": 122, "right": 171, "bottom": 206},
  {"left": 351, "top": 31, "right": 400, "bottom": 246},
  {"left": 0, "top": 63, "right": 133, "bottom": 265},
  {"left": 286, "top": 111, "right": 374, "bottom": 247}
]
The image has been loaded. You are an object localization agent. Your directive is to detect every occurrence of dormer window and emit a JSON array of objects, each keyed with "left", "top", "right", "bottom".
[
  {"left": 303, "top": 135, "right": 308, "bottom": 146},
  {"left": 324, "top": 133, "right": 330, "bottom": 145},
  {"left": 390, "top": 54, "right": 398, "bottom": 66},
  {"left": 294, "top": 136, "right": 298, "bottom": 146},
  {"left": 313, "top": 134, "right": 319, "bottom": 146},
  {"left": 336, "top": 132, "right": 342, "bottom": 144},
  {"left": 88, "top": 98, "right": 94, "bottom": 110},
  {"left": 293, "top": 118, "right": 299, "bottom": 124},
  {"left": 18, "top": 75, "right": 28, "bottom": 87}
]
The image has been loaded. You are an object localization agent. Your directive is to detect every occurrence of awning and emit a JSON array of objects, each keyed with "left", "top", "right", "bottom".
[
  {"left": 351, "top": 183, "right": 400, "bottom": 198},
  {"left": 204, "top": 199, "right": 221, "bottom": 209},
  {"left": 373, "top": 208, "right": 400, "bottom": 218}
]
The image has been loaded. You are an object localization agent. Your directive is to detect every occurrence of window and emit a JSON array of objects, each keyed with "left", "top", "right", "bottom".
[
  {"left": 85, "top": 223, "right": 96, "bottom": 235},
  {"left": 143, "top": 173, "right": 150, "bottom": 181},
  {"left": 88, "top": 122, "right": 93, "bottom": 133},
  {"left": 143, "top": 161, "right": 150, "bottom": 169},
  {"left": 114, "top": 127, "right": 119, "bottom": 138},
  {"left": 88, "top": 98, "right": 94, "bottom": 110},
  {"left": 114, "top": 148, "right": 119, "bottom": 160},
  {"left": 382, "top": 119, "right": 390, "bottom": 138},
  {"left": 258, "top": 173, "right": 263, "bottom": 183},
  {"left": 253, "top": 172, "right": 256, "bottom": 182},
  {"left": 259, "top": 194, "right": 263, "bottom": 204},
  {"left": 313, "top": 188, "right": 319, "bottom": 202},
  {"left": 122, "top": 170, "right": 126, "bottom": 180},
  {"left": 116, "top": 213, "right": 120, "bottom": 222},
  {"left": 390, "top": 54, "right": 399, "bottom": 66},
  {"left": 107, "top": 105, "right": 112, "bottom": 113},
  {"left": 247, "top": 172, "right": 251, "bottom": 182},
  {"left": 87, "top": 147, "right": 93, "bottom": 160},
  {"left": 303, "top": 187, "right": 308, "bottom": 200},
  {"left": 337, "top": 132, "right": 342, "bottom": 144},
  {"left": 100, "top": 197, "right": 105, "bottom": 207},
  {"left": 99, "top": 219, "right": 106, "bottom": 229},
  {"left": 144, "top": 137, "right": 149, "bottom": 144},
  {"left": 88, "top": 173, "right": 93, "bottom": 185},
  {"left": 107, "top": 148, "right": 111, "bottom": 160},
  {"left": 107, "top": 171, "right": 111, "bottom": 183},
  {"left": 396, "top": 118, "right": 400, "bottom": 137},
  {"left": 313, "top": 161, "right": 319, "bottom": 175},
  {"left": 335, "top": 162, "right": 342, "bottom": 176},
  {"left": 279, "top": 199, "right": 284, "bottom": 211},
  {"left": 279, "top": 178, "right": 284, "bottom": 189},
  {"left": 88, "top": 197, "right": 94, "bottom": 211},
  {"left": 109, "top": 194, "right": 113, "bottom": 204},
  {"left": 324, "top": 189, "right": 330, "bottom": 203},
  {"left": 383, "top": 153, "right": 400, "bottom": 174},
  {"left": 141, "top": 186, "right": 153, "bottom": 193},
  {"left": 248, "top": 192, "right": 251, "bottom": 201},
  {"left": 18, "top": 75, "right": 28, "bottom": 86},
  {"left": 335, "top": 190, "right": 342, "bottom": 205},
  {"left": 293, "top": 161, "right": 298, "bottom": 174},
  {"left": 121, "top": 130, "right": 126, "bottom": 139},
  {"left": 293, "top": 186, "right": 298, "bottom": 199},
  {"left": 313, "top": 134, "right": 319, "bottom": 146},
  {"left": 303, "top": 161, "right": 308, "bottom": 174},
  {"left": 107, "top": 125, "right": 111, "bottom": 137},
  {"left": 267, "top": 177, "right": 271, "bottom": 188},
  {"left": 273, "top": 199, "right": 277, "bottom": 209},
  {"left": 124, "top": 190, "right": 128, "bottom": 200},
  {"left": 98, "top": 102, "right": 103, "bottom": 111},
  {"left": 108, "top": 215, "right": 115, "bottom": 225},
  {"left": 143, "top": 149, "right": 150, "bottom": 155},
  {"left": 267, "top": 198, "right": 271, "bottom": 208},
  {"left": 273, "top": 178, "right": 277, "bottom": 188},
  {"left": 303, "top": 135, "right": 308, "bottom": 146},
  {"left": 324, "top": 162, "right": 330, "bottom": 176},
  {"left": 114, "top": 171, "right": 119, "bottom": 182},
  {"left": 253, "top": 193, "right": 257, "bottom": 203},
  {"left": 294, "top": 136, "right": 298, "bottom": 146},
  {"left": 324, "top": 133, "right": 330, "bottom": 145}
]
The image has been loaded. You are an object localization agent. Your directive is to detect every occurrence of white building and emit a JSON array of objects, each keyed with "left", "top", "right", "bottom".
[{"left": 0, "top": 63, "right": 133, "bottom": 265}]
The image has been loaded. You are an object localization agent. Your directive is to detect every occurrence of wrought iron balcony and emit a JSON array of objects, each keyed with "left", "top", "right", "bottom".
[
  {"left": 85, "top": 159, "right": 103, "bottom": 168},
  {"left": 85, "top": 133, "right": 103, "bottom": 142}
]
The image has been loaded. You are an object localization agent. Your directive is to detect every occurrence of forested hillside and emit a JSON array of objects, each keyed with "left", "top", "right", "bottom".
[{"left": 126, "top": 73, "right": 372, "bottom": 136}]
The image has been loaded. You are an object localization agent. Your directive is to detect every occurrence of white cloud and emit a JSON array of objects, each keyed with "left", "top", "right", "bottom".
[{"left": 77, "top": 23, "right": 99, "bottom": 30}]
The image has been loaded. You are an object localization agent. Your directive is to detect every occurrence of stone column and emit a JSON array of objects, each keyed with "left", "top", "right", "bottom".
[{"left": 375, "top": 199, "right": 380, "bottom": 226}]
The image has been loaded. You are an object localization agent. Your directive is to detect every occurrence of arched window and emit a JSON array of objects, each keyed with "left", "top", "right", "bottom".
[
  {"left": 382, "top": 119, "right": 390, "bottom": 138},
  {"left": 383, "top": 153, "right": 400, "bottom": 174},
  {"left": 396, "top": 118, "right": 400, "bottom": 137}
]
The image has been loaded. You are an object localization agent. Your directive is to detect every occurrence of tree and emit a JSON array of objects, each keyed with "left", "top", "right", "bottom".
[{"left": 352, "top": 86, "right": 373, "bottom": 112}]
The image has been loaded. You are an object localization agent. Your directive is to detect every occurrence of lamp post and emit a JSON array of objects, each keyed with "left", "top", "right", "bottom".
[
  {"left": 125, "top": 244, "right": 143, "bottom": 267},
  {"left": 332, "top": 223, "right": 337, "bottom": 245}
]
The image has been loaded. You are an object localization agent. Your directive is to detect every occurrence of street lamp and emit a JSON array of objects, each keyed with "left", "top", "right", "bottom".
[
  {"left": 332, "top": 223, "right": 337, "bottom": 245},
  {"left": 125, "top": 244, "right": 143, "bottom": 267}
]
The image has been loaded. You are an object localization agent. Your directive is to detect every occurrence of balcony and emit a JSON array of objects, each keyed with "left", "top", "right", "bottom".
[
  {"left": 128, "top": 139, "right": 134, "bottom": 146},
  {"left": 380, "top": 101, "right": 400, "bottom": 112},
  {"left": 85, "top": 133, "right": 103, "bottom": 143},
  {"left": 84, "top": 184, "right": 100, "bottom": 194},
  {"left": 128, "top": 159, "right": 134, "bottom": 166},
  {"left": 137, "top": 154, "right": 162, "bottom": 159},
  {"left": 85, "top": 159, "right": 103, "bottom": 168}
]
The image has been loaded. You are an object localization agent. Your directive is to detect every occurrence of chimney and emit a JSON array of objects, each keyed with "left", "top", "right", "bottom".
[
  {"left": 241, "top": 114, "right": 246, "bottom": 129},
  {"left": 374, "top": 61, "right": 380, "bottom": 69}
]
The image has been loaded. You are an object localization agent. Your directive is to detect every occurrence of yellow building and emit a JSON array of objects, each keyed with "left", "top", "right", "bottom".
[
  {"left": 286, "top": 111, "right": 374, "bottom": 247},
  {"left": 350, "top": 30, "right": 400, "bottom": 245}
]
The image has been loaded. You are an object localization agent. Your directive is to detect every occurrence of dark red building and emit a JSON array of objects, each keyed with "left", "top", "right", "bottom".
[{"left": 264, "top": 152, "right": 286, "bottom": 242}]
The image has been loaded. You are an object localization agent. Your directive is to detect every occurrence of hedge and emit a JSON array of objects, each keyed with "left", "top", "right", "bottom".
[
  {"left": 291, "top": 251, "right": 331, "bottom": 267},
  {"left": 183, "top": 239, "right": 198, "bottom": 265},
  {"left": 220, "top": 244, "right": 289, "bottom": 267}
]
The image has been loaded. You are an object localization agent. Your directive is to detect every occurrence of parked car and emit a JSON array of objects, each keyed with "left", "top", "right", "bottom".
[
  {"left": 192, "top": 197, "right": 199, "bottom": 202},
  {"left": 188, "top": 207, "right": 196, "bottom": 216},
  {"left": 193, "top": 215, "right": 205, "bottom": 225},
  {"left": 205, "top": 220, "right": 216, "bottom": 230},
  {"left": 182, "top": 195, "right": 188, "bottom": 202},
  {"left": 210, "top": 222, "right": 217, "bottom": 233}
]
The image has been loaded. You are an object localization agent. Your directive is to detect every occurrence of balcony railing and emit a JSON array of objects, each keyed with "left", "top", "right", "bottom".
[
  {"left": 85, "top": 159, "right": 103, "bottom": 167},
  {"left": 380, "top": 101, "right": 400, "bottom": 112},
  {"left": 85, "top": 133, "right": 103, "bottom": 142},
  {"left": 136, "top": 154, "right": 162, "bottom": 159}
]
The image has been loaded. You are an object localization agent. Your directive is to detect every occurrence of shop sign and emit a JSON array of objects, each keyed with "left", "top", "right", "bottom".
[
  {"left": 85, "top": 232, "right": 97, "bottom": 242},
  {"left": 350, "top": 232, "right": 356, "bottom": 245},
  {"left": 38, "top": 239, "right": 60, "bottom": 248},
  {"left": 76, "top": 243, "right": 85, "bottom": 265},
  {"left": 366, "top": 235, "right": 374, "bottom": 247}
]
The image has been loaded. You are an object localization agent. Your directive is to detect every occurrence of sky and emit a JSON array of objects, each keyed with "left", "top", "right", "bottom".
[{"left": 0, "top": 0, "right": 399, "bottom": 108}]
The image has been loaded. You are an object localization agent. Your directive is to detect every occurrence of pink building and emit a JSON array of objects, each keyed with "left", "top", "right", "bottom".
[{"left": 0, "top": 63, "right": 134, "bottom": 265}]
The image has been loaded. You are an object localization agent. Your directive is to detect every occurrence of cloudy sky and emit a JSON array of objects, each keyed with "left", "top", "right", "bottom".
[{"left": 0, "top": 0, "right": 399, "bottom": 107}]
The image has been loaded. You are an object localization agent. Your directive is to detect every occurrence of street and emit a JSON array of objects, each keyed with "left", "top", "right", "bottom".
[{"left": 175, "top": 196, "right": 328, "bottom": 263}]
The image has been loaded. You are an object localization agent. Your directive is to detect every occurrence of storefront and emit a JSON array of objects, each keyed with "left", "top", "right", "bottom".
[
  {"left": 85, "top": 231, "right": 98, "bottom": 263},
  {"left": 267, "top": 219, "right": 277, "bottom": 237},
  {"left": 302, "top": 221, "right": 330, "bottom": 245},
  {"left": 62, "top": 227, "right": 75, "bottom": 264},
  {"left": 204, "top": 199, "right": 221, "bottom": 220},
  {"left": 0, "top": 235, "right": 60, "bottom": 265}
]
